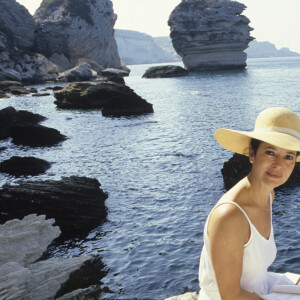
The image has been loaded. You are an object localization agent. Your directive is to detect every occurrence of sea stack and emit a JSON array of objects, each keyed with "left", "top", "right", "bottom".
[
  {"left": 168, "top": 0, "right": 254, "bottom": 71},
  {"left": 34, "top": 0, "right": 121, "bottom": 71}
]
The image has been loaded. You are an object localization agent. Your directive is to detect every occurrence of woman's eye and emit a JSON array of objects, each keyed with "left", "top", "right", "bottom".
[
  {"left": 265, "top": 150, "right": 274, "bottom": 156},
  {"left": 285, "top": 155, "right": 295, "bottom": 161}
]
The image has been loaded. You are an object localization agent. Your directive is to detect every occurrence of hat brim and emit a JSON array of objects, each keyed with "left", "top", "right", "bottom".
[{"left": 215, "top": 128, "right": 300, "bottom": 162}]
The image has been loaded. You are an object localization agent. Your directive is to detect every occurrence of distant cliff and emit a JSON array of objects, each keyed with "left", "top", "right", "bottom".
[
  {"left": 115, "top": 30, "right": 178, "bottom": 65},
  {"left": 115, "top": 32, "right": 299, "bottom": 66},
  {"left": 168, "top": 0, "right": 254, "bottom": 71},
  {"left": 34, "top": 0, "right": 121, "bottom": 71}
]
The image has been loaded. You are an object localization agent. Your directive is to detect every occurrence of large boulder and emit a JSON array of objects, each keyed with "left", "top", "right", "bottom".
[
  {"left": 54, "top": 81, "right": 154, "bottom": 117},
  {"left": 0, "top": 176, "right": 108, "bottom": 238},
  {"left": 34, "top": 0, "right": 122, "bottom": 71},
  {"left": 10, "top": 123, "right": 66, "bottom": 147},
  {"left": 58, "top": 63, "right": 96, "bottom": 82},
  {"left": 168, "top": 0, "right": 254, "bottom": 71},
  {"left": 0, "top": 214, "right": 106, "bottom": 299},
  {"left": 142, "top": 65, "right": 189, "bottom": 78},
  {"left": 0, "top": 156, "right": 51, "bottom": 177},
  {"left": 221, "top": 153, "right": 300, "bottom": 190},
  {"left": 0, "top": 106, "right": 46, "bottom": 140}
]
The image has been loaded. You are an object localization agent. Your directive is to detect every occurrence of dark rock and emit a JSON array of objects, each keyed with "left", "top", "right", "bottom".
[
  {"left": 32, "top": 93, "right": 51, "bottom": 97},
  {"left": 101, "top": 68, "right": 129, "bottom": 77},
  {"left": 0, "top": 106, "right": 46, "bottom": 140},
  {"left": 42, "top": 86, "right": 64, "bottom": 91},
  {"left": 0, "top": 91, "right": 7, "bottom": 98},
  {"left": 10, "top": 123, "right": 66, "bottom": 147},
  {"left": 0, "top": 147, "right": 7, "bottom": 151},
  {"left": 0, "top": 156, "right": 51, "bottom": 176},
  {"left": 96, "top": 76, "right": 125, "bottom": 85},
  {"left": 142, "top": 65, "right": 189, "bottom": 78},
  {"left": 54, "top": 81, "right": 154, "bottom": 117},
  {"left": 29, "top": 88, "right": 38, "bottom": 93},
  {"left": 222, "top": 153, "right": 300, "bottom": 190},
  {"left": 0, "top": 176, "right": 108, "bottom": 238},
  {"left": 0, "top": 81, "right": 23, "bottom": 92},
  {"left": 9, "top": 86, "right": 32, "bottom": 95}
]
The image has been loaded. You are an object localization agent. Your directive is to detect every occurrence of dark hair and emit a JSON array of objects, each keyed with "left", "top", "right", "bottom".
[
  {"left": 250, "top": 138, "right": 261, "bottom": 156},
  {"left": 250, "top": 138, "right": 300, "bottom": 158}
]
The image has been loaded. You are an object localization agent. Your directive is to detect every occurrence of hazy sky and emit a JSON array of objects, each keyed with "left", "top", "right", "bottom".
[{"left": 16, "top": 0, "right": 300, "bottom": 53}]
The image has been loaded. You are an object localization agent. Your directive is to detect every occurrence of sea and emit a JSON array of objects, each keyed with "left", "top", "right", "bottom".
[{"left": 0, "top": 57, "right": 299, "bottom": 300}]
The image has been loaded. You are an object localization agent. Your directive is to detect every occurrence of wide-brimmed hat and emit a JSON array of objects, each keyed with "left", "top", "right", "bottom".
[{"left": 215, "top": 107, "right": 300, "bottom": 162}]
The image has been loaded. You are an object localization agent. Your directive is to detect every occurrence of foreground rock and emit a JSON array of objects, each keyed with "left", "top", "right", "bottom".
[
  {"left": 222, "top": 153, "right": 300, "bottom": 190},
  {"left": 0, "top": 176, "right": 108, "bottom": 238},
  {"left": 0, "top": 106, "right": 46, "bottom": 140},
  {"left": 54, "top": 81, "right": 154, "bottom": 117},
  {"left": 10, "top": 123, "right": 66, "bottom": 147},
  {"left": 168, "top": 0, "right": 253, "bottom": 70},
  {"left": 142, "top": 65, "right": 189, "bottom": 78},
  {"left": 0, "top": 214, "right": 106, "bottom": 299},
  {"left": 34, "top": 0, "right": 122, "bottom": 71},
  {"left": 0, "top": 156, "right": 51, "bottom": 176}
]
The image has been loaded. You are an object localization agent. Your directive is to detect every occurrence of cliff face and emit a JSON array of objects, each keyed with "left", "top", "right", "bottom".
[
  {"left": 0, "top": 0, "right": 57, "bottom": 82},
  {"left": 115, "top": 30, "right": 178, "bottom": 65},
  {"left": 168, "top": 0, "right": 254, "bottom": 71},
  {"left": 34, "top": 0, "right": 121, "bottom": 71},
  {"left": 0, "top": 0, "right": 35, "bottom": 51}
]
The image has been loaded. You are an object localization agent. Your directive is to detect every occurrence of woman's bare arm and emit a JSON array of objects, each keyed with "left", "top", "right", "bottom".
[{"left": 208, "top": 204, "right": 263, "bottom": 300}]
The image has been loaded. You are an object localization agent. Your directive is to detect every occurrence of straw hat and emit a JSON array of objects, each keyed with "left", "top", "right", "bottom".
[{"left": 215, "top": 107, "right": 300, "bottom": 162}]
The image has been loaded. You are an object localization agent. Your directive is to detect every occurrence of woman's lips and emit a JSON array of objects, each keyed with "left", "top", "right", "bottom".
[{"left": 266, "top": 171, "right": 282, "bottom": 178}]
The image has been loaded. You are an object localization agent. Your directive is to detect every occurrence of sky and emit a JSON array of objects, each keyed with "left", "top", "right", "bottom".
[{"left": 16, "top": 0, "right": 300, "bottom": 53}]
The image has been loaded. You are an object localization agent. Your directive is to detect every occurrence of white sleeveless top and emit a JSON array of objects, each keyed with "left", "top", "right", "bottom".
[{"left": 198, "top": 197, "right": 277, "bottom": 299}]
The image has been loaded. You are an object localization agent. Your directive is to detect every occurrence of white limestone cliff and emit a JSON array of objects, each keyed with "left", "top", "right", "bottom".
[{"left": 168, "top": 0, "right": 254, "bottom": 71}]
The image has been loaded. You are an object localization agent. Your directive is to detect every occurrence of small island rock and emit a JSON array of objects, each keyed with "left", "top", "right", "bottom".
[
  {"left": 168, "top": 0, "right": 253, "bottom": 71},
  {"left": 142, "top": 65, "right": 189, "bottom": 78},
  {"left": 0, "top": 156, "right": 51, "bottom": 177},
  {"left": 54, "top": 81, "right": 154, "bottom": 117}
]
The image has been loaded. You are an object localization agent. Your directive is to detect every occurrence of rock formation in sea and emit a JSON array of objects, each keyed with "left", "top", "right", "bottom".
[
  {"left": 0, "top": 214, "right": 106, "bottom": 299},
  {"left": 0, "top": 176, "right": 108, "bottom": 238},
  {"left": 34, "top": 0, "right": 122, "bottom": 72},
  {"left": 168, "top": 0, "right": 254, "bottom": 71},
  {"left": 142, "top": 65, "right": 189, "bottom": 78},
  {"left": 53, "top": 81, "right": 154, "bottom": 117}
]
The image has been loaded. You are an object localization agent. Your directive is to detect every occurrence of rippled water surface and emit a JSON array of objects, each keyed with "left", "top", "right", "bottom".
[{"left": 1, "top": 57, "right": 300, "bottom": 299}]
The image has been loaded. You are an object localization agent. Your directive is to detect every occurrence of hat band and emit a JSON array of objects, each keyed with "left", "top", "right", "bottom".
[{"left": 255, "top": 126, "right": 300, "bottom": 140}]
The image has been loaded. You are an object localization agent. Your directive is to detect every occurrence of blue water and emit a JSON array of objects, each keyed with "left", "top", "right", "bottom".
[{"left": 0, "top": 57, "right": 300, "bottom": 299}]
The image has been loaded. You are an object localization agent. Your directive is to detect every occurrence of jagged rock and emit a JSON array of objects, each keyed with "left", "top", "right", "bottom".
[
  {"left": 0, "top": 106, "right": 46, "bottom": 140},
  {"left": 0, "top": 156, "right": 51, "bottom": 177},
  {"left": 54, "top": 81, "right": 154, "bottom": 117},
  {"left": 10, "top": 123, "right": 66, "bottom": 147},
  {"left": 168, "top": 0, "right": 254, "bottom": 70},
  {"left": 101, "top": 68, "right": 129, "bottom": 77},
  {"left": 221, "top": 153, "right": 300, "bottom": 190},
  {"left": 142, "top": 65, "right": 189, "bottom": 78},
  {"left": 34, "top": 0, "right": 122, "bottom": 71},
  {"left": 0, "top": 256, "right": 105, "bottom": 300},
  {"left": 58, "top": 63, "right": 96, "bottom": 82},
  {"left": 0, "top": 214, "right": 61, "bottom": 267},
  {"left": 0, "top": 0, "right": 35, "bottom": 51},
  {"left": 0, "top": 176, "right": 108, "bottom": 238},
  {"left": 0, "top": 215, "right": 106, "bottom": 299}
]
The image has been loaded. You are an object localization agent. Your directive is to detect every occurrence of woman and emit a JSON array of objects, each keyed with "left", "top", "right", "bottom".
[{"left": 198, "top": 107, "right": 300, "bottom": 300}]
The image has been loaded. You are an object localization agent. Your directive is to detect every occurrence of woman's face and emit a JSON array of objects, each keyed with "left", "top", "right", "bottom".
[{"left": 250, "top": 142, "right": 297, "bottom": 188}]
